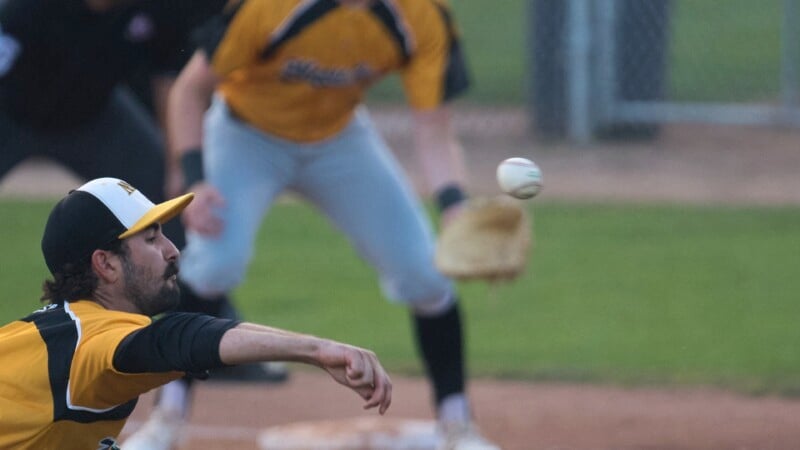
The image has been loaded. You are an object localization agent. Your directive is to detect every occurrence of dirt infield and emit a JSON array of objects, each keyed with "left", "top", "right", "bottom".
[
  {"left": 4, "top": 108, "right": 800, "bottom": 449},
  {"left": 122, "top": 370, "right": 800, "bottom": 450}
]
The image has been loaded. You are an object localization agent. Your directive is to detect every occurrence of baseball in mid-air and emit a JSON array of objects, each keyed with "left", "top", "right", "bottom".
[{"left": 496, "top": 157, "right": 543, "bottom": 199}]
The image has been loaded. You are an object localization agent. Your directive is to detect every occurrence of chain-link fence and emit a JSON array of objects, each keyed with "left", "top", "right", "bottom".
[{"left": 528, "top": 0, "right": 800, "bottom": 143}]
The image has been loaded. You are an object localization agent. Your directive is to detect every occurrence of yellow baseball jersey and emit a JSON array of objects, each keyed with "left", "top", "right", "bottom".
[
  {"left": 195, "top": 0, "right": 470, "bottom": 142},
  {"left": 0, "top": 301, "right": 181, "bottom": 449}
]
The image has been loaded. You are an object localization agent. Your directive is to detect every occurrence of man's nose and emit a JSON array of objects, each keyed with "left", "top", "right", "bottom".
[{"left": 163, "top": 236, "right": 180, "bottom": 261}]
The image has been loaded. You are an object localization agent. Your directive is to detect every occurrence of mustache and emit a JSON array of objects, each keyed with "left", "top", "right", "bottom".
[{"left": 163, "top": 262, "right": 180, "bottom": 279}]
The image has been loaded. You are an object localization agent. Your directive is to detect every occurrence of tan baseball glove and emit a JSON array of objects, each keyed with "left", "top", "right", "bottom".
[{"left": 435, "top": 196, "right": 532, "bottom": 282}]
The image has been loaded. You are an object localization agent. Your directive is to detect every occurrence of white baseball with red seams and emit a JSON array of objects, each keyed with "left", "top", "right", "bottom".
[{"left": 496, "top": 157, "right": 543, "bottom": 199}]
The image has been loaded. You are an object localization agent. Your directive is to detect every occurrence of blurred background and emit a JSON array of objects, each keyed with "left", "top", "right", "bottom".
[
  {"left": 10, "top": 0, "right": 800, "bottom": 200},
  {"left": 2, "top": 1, "right": 800, "bottom": 448},
  {"left": 377, "top": 0, "right": 800, "bottom": 137}
]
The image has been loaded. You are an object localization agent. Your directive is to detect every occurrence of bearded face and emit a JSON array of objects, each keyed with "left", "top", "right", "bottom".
[{"left": 121, "top": 253, "right": 180, "bottom": 316}]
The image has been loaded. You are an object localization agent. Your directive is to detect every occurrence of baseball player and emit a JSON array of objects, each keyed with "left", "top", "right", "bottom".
[
  {"left": 0, "top": 0, "right": 287, "bottom": 382},
  {"left": 125, "top": 1, "right": 500, "bottom": 449},
  {"left": 0, "top": 177, "right": 392, "bottom": 449}
]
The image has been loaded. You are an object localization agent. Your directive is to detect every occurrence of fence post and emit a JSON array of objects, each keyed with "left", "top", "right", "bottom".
[
  {"left": 529, "top": 0, "right": 567, "bottom": 139},
  {"left": 566, "top": 0, "right": 593, "bottom": 144},
  {"left": 781, "top": 0, "right": 800, "bottom": 108},
  {"left": 594, "top": 0, "right": 618, "bottom": 129}
]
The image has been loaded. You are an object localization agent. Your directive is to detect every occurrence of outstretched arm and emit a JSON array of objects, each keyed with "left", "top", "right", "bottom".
[
  {"left": 112, "top": 314, "right": 392, "bottom": 414},
  {"left": 220, "top": 323, "right": 393, "bottom": 414}
]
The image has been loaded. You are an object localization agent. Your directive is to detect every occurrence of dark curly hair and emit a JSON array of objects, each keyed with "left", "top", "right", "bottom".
[{"left": 40, "top": 239, "right": 128, "bottom": 305}]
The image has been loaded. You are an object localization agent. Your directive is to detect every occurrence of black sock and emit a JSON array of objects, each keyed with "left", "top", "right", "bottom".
[{"left": 412, "top": 302, "right": 466, "bottom": 407}]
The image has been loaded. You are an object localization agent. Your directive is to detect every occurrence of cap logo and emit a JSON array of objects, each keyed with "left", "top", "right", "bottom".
[{"left": 117, "top": 181, "right": 136, "bottom": 195}]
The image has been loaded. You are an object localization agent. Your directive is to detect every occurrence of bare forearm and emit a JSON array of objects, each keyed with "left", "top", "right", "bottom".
[
  {"left": 165, "top": 52, "right": 218, "bottom": 196},
  {"left": 413, "top": 107, "right": 468, "bottom": 196},
  {"left": 218, "top": 323, "right": 394, "bottom": 414},
  {"left": 217, "top": 324, "right": 323, "bottom": 367},
  {"left": 167, "top": 52, "right": 217, "bottom": 161},
  {"left": 167, "top": 79, "right": 209, "bottom": 158}
]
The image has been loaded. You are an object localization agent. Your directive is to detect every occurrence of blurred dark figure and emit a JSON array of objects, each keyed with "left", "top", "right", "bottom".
[{"left": 0, "top": 0, "right": 224, "bottom": 248}]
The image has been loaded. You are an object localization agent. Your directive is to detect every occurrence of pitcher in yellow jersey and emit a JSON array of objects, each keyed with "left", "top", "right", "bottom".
[
  {"left": 0, "top": 177, "right": 391, "bottom": 450},
  {"left": 126, "top": 1, "right": 500, "bottom": 449}
]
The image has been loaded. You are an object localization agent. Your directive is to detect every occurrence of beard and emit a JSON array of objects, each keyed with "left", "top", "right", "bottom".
[{"left": 122, "top": 257, "right": 180, "bottom": 316}]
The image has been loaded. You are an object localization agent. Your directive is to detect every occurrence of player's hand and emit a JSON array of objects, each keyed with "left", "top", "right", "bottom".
[
  {"left": 317, "top": 342, "right": 393, "bottom": 415},
  {"left": 182, "top": 181, "right": 226, "bottom": 236}
]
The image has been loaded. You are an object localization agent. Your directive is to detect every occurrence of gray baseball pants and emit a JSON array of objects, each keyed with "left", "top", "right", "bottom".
[{"left": 180, "top": 97, "right": 454, "bottom": 310}]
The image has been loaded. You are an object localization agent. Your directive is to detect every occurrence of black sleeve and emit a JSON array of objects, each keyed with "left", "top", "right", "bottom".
[
  {"left": 433, "top": 2, "right": 471, "bottom": 102},
  {"left": 112, "top": 312, "right": 240, "bottom": 374},
  {"left": 191, "top": 0, "right": 245, "bottom": 59}
]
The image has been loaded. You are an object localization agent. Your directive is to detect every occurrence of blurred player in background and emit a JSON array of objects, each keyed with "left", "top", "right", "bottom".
[
  {"left": 0, "top": 0, "right": 206, "bottom": 229},
  {"left": 0, "top": 0, "right": 285, "bottom": 382},
  {"left": 0, "top": 177, "right": 391, "bottom": 449},
  {"left": 125, "top": 0, "right": 501, "bottom": 449}
]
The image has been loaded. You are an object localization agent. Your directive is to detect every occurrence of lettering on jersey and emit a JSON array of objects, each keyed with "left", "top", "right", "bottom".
[
  {"left": 281, "top": 59, "right": 378, "bottom": 87},
  {"left": 31, "top": 303, "right": 59, "bottom": 314},
  {"left": 124, "top": 13, "right": 155, "bottom": 43},
  {"left": 97, "top": 437, "right": 121, "bottom": 450},
  {"left": 117, "top": 180, "right": 137, "bottom": 195},
  {"left": 0, "top": 25, "right": 21, "bottom": 77}
]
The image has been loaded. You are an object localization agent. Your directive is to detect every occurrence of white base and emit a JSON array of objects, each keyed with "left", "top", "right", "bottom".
[{"left": 257, "top": 417, "right": 440, "bottom": 450}]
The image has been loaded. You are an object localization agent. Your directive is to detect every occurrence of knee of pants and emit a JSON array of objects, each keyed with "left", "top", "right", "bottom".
[
  {"left": 380, "top": 263, "right": 454, "bottom": 310},
  {"left": 180, "top": 245, "right": 250, "bottom": 296}
]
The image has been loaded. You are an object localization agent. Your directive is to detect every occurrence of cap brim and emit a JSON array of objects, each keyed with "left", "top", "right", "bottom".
[{"left": 118, "top": 193, "right": 194, "bottom": 239}]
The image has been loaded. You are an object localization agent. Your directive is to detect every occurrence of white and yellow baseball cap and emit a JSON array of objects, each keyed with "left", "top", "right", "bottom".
[{"left": 41, "top": 177, "right": 193, "bottom": 275}]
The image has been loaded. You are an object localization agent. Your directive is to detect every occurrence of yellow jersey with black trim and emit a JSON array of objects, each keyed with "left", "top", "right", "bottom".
[
  {"left": 194, "top": 0, "right": 470, "bottom": 142},
  {"left": 0, "top": 301, "right": 182, "bottom": 449}
]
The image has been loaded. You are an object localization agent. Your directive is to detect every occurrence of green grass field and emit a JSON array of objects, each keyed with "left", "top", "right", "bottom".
[
  {"left": 369, "top": 0, "right": 785, "bottom": 104},
  {"left": 3, "top": 199, "right": 800, "bottom": 394}
]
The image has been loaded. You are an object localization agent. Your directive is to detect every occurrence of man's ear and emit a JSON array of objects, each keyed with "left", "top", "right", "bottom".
[{"left": 90, "top": 249, "right": 121, "bottom": 283}]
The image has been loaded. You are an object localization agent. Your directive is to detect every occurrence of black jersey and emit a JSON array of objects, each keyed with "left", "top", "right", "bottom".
[{"left": 0, "top": 0, "right": 223, "bottom": 130}]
